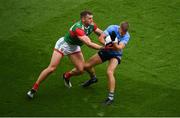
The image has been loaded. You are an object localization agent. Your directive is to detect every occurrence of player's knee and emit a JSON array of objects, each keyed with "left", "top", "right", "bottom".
[
  {"left": 107, "top": 69, "right": 114, "bottom": 76},
  {"left": 77, "top": 67, "right": 84, "bottom": 74},
  {"left": 84, "top": 63, "right": 92, "bottom": 70}
]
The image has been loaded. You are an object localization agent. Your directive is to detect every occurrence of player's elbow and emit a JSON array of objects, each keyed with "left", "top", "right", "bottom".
[
  {"left": 117, "top": 46, "right": 123, "bottom": 51},
  {"left": 98, "top": 37, "right": 105, "bottom": 45},
  {"left": 98, "top": 36, "right": 103, "bottom": 41}
]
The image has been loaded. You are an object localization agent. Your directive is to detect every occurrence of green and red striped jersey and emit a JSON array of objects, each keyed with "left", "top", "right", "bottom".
[{"left": 64, "top": 20, "right": 97, "bottom": 46}]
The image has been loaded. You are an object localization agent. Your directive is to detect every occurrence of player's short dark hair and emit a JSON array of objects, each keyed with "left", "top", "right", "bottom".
[
  {"left": 80, "top": 10, "right": 93, "bottom": 18},
  {"left": 120, "top": 21, "right": 129, "bottom": 32}
]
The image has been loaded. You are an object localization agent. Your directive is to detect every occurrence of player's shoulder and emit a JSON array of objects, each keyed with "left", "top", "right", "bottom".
[
  {"left": 107, "top": 25, "right": 119, "bottom": 30},
  {"left": 74, "top": 21, "right": 83, "bottom": 28},
  {"left": 71, "top": 21, "right": 84, "bottom": 31},
  {"left": 125, "top": 32, "right": 130, "bottom": 38},
  {"left": 109, "top": 25, "right": 119, "bottom": 28}
]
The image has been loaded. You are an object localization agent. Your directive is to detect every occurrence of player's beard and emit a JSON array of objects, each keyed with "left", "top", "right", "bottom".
[{"left": 84, "top": 21, "right": 93, "bottom": 26}]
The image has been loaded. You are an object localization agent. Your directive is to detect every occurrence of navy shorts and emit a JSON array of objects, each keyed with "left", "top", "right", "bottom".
[{"left": 98, "top": 50, "right": 121, "bottom": 64}]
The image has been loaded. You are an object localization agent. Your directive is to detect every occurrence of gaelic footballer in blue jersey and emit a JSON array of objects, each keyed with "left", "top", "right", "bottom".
[
  {"left": 84, "top": 22, "right": 130, "bottom": 105},
  {"left": 65, "top": 21, "right": 130, "bottom": 105},
  {"left": 98, "top": 23, "right": 130, "bottom": 64},
  {"left": 83, "top": 21, "right": 130, "bottom": 105}
]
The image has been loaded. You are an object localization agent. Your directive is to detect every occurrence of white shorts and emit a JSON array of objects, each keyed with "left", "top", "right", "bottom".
[{"left": 54, "top": 37, "right": 81, "bottom": 56}]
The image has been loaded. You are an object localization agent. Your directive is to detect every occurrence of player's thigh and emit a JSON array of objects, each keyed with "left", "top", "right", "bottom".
[
  {"left": 85, "top": 53, "right": 103, "bottom": 68},
  {"left": 68, "top": 52, "right": 85, "bottom": 70},
  {"left": 49, "top": 50, "right": 63, "bottom": 67},
  {"left": 107, "top": 58, "right": 119, "bottom": 73}
]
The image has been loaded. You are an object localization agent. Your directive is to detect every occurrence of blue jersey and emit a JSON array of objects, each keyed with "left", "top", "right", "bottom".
[{"left": 104, "top": 25, "right": 130, "bottom": 57}]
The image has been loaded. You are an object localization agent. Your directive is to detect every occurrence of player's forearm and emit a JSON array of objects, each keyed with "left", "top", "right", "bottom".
[
  {"left": 112, "top": 43, "right": 124, "bottom": 51},
  {"left": 98, "top": 34, "right": 106, "bottom": 45},
  {"left": 78, "top": 35, "right": 103, "bottom": 50},
  {"left": 98, "top": 37, "right": 105, "bottom": 45},
  {"left": 86, "top": 42, "right": 102, "bottom": 50}
]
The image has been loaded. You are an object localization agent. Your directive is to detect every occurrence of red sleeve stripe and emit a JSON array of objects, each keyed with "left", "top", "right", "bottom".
[
  {"left": 93, "top": 23, "right": 98, "bottom": 31},
  {"left": 75, "top": 28, "right": 85, "bottom": 36},
  {"left": 69, "top": 30, "right": 76, "bottom": 38}
]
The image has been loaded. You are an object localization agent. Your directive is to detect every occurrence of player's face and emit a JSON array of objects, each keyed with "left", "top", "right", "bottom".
[
  {"left": 83, "top": 15, "right": 93, "bottom": 26},
  {"left": 119, "top": 28, "right": 126, "bottom": 36}
]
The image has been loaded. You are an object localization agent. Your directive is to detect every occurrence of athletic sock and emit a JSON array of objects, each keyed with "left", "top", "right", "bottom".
[
  {"left": 32, "top": 83, "right": 39, "bottom": 91},
  {"left": 64, "top": 72, "right": 72, "bottom": 80},
  {"left": 91, "top": 75, "right": 97, "bottom": 80},
  {"left": 108, "top": 92, "right": 114, "bottom": 100}
]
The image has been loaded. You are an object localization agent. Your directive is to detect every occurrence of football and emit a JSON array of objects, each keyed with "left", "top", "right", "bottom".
[
  {"left": 104, "top": 35, "right": 118, "bottom": 46},
  {"left": 104, "top": 35, "right": 112, "bottom": 46}
]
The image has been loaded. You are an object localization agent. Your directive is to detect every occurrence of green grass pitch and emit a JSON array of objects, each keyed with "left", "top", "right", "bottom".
[{"left": 0, "top": 0, "right": 180, "bottom": 116}]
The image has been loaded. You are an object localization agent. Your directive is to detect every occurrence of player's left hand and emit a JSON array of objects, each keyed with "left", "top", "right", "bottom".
[{"left": 100, "top": 45, "right": 113, "bottom": 51}]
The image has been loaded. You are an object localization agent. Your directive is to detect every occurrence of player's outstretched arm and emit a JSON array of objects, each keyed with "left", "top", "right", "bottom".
[
  {"left": 78, "top": 35, "right": 102, "bottom": 50},
  {"left": 94, "top": 28, "right": 103, "bottom": 36}
]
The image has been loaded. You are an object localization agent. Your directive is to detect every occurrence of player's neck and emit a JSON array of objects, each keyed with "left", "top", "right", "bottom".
[{"left": 81, "top": 20, "right": 89, "bottom": 27}]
